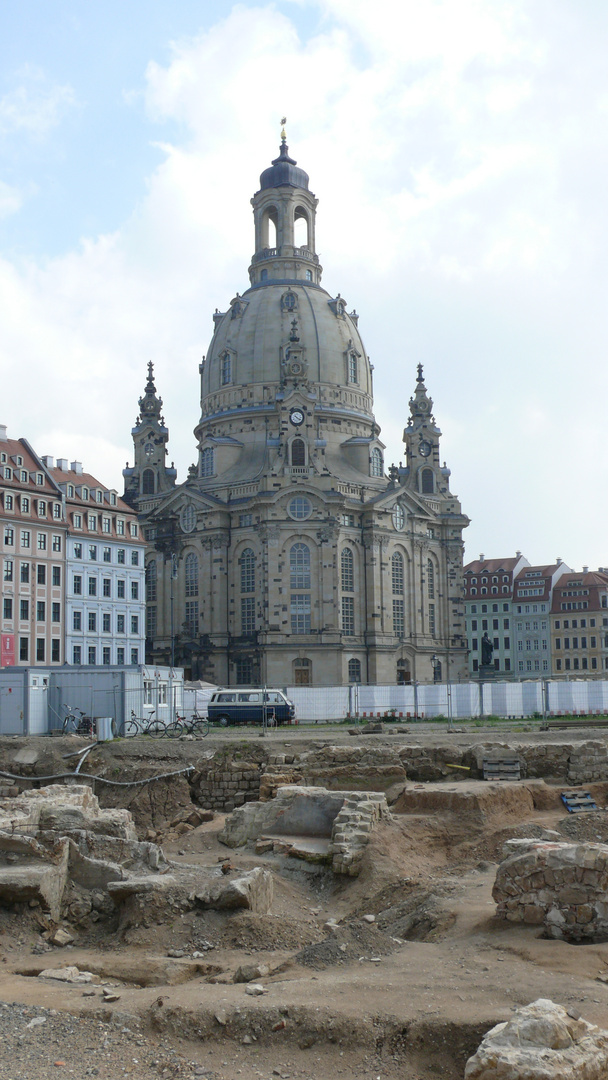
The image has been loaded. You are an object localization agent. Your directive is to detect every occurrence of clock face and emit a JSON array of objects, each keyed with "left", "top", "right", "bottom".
[
  {"left": 419, "top": 441, "right": 432, "bottom": 458},
  {"left": 144, "top": 442, "right": 154, "bottom": 459},
  {"left": 290, "top": 408, "right": 305, "bottom": 426}
]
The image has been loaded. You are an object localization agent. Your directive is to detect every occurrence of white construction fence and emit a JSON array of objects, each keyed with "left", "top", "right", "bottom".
[{"left": 183, "top": 679, "right": 608, "bottom": 725}]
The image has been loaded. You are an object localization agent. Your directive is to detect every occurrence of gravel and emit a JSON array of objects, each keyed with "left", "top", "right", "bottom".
[{"left": 0, "top": 1000, "right": 214, "bottom": 1079}]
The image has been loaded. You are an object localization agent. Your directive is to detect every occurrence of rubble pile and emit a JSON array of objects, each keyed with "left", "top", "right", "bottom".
[{"left": 493, "top": 837, "right": 608, "bottom": 941}]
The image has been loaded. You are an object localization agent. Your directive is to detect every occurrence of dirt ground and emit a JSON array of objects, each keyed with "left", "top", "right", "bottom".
[{"left": 3, "top": 728, "right": 608, "bottom": 1079}]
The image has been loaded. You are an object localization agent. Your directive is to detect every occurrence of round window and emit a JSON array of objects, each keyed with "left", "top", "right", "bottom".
[
  {"left": 181, "top": 505, "right": 196, "bottom": 533},
  {"left": 392, "top": 505, "right": 406, "bottom": 531},
  {"left": 288, "top": 496, "right": 312, "bottom": 521}
]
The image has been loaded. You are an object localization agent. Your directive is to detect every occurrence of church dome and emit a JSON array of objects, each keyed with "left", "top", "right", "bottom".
[{"left": 258, "top": 141, "right": 310, "bottom": 192}]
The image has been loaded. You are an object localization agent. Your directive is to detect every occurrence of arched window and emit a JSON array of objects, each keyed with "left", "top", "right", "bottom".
[
  {"left": 370, "top": 448, "right": 383, "bottom": 477},
  {"left": 427, "top": 559, "right": 435, "bottom": 599},
  {"left": 290, "top": 543, "right": 310, "bottom": 589},
  {"left": 348, "top": 658, "right": 362, "bottom": 684},
  {"left": 145, "top": 559, "right": 157, "bottom": 603},
  {"left": 421, "top": 468, "right": 434, "bottom": 494},
  {"left": 240, "top": 548, "right": 255, "bottom": 593},
  {"left": 348, "top": 353, "right": 358, "bottom": 383},
  {"left": 392, "top": 553, "right": 404, "bottom": 595},
  {"left": 185, "top": 553, "right": 198, "bottom": 597},
  {"left": 294, "top": 208, "right": 309, "bottom": 248},
  {"left": 305, "top": 269, "right": 313, "bottom": 281},
  {"left": 341, "top": 548, "right": 354, "bottom": 591},
  {"left": 221, "top": 354, "right": 231, "bottom": 385},
  {"left": 201, "top": 447, "right": 214, "bottom": 477},
  {"left": 291, "top": 439, "right": 306, "bottom": 467},
  {"left": 142, "top": 469, "right": 155, "bottom": 495}
]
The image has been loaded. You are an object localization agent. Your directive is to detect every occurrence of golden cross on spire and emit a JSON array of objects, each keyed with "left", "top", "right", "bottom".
[{"left": 280, "top": 116, "right": 287, "bottom": 142}]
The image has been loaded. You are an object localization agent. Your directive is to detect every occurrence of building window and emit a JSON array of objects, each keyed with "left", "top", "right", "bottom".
[
  {"left": 221, "top": 353, "right": 231, "bottom": 385},
  {"left": 291, "top": 594, "right": 311, "bottom": 634},
  {"left": 3, "top": 598, "right": 12, "bottom": 620},
  {"left": 4, "top": 527, "right": 14, "bottom": 546},
  {"left": 19, "top": 637, "right": 29, "bottom": 661},
  {"left": 342, "top": 596, "right": 355, "bottom": 635},
  {"left": 88, "top": 612, "right": 96, "bottom": 632},
  {"left": 392, "top": 552, "right": 404, "bottom": 595},
  {"left": 239, "top": 514, "right": 253, "bottom": 527},
  {"left": 73, "top": 611, "right": 82, "bottom": 631},
  {"left": 130, "top": 648, "right": 139, "bottom": 665},
  {"left": 131, "top": 615, "right": 139, "bottom": 634},
  {"left": 348, "top": 658, "right": 362, "bottom": 683},
  {"left": 88, "top": 514, "right": 97, "bottom": 531},
  {"left": 142, "top": 470, "right": 155, "bottom": 495},
  {"left": 37, "top": 500, "right": 46, "bottom": 517},
  {"left": 201, "top": 447, "right": 214, "bottom": 477},
  {"left": 52, "top": 534, "right": 61, "bottom": 552},
  {"left": 36, "top": 639, "right": 45, "bottom": 662},
  {"left": 51, "top": 639, "right": 60, "bottom": 662},
  {"left": 421, "top": 468, "right": 434, "bottom": 494},
  {"left": 73, "top": 574, "right": 82, "bottom": 595},
  {"left": 52, "top": 602, "right": 60, "bottom": 623},
  {"left": 341, "top": 548, "right": 354, "bottom": 592},
  {"left": 131, "top": 581, "right": 139, "bottom": 600},
  {"left": 116, "top": 520, "right": 125, "bottom": 537},
  {"left": 117, "top": 548, "right": 125, "bottom": 563},
  {"left": 427, "top": 559, "right": 435, "bottom": 599},
  {"left": 20, "top": 599, "right": 28, "bottom": 621},
  {"left": 117, "top": 647, "right": 125, "bottom": 664},
  {"left": 117, "top": 580, "right": 125, "bottom": 599},
  {"left": 393, "top": 598, "right": 405, "bottom": 636},
  {"left": 348, "top": 353, "right": 358, "bottom": 383},
  {"left": 3, "top": 559, "right": 13, "bottom": 582},
  {"left": 429, "top": 603, "right": 436, "bottom": 637},
  {"left": 102, "top": 546, "right": 111, "bottom": 563},
  {"left": 184, "top": 601, "right": 199, "bottom": 637},
  {"left": 102, "top": 613, "right": 111, "bottom": 633},
  {"left": 235, "top": 658, "right": 253, "bottom": 685},
  {"left": 102, "top": 517, "right": 111, "bottom": 534},
  {"left": 53, "top": 503, "right": 61, "bottom": 520},
  {"left": 185, "top": 552, "right": 199, "bottom": 597},
  {"left": 370, "top": 448, "right": 383, "bottom": 477},
  {"left": 131, "top": 549, "right": 139, "bottom": 565},
  {"left": 291, "top": 438, "right": 306, "bottom": 467},
  {"left": 146, "top": 606, "right": 157, "bottom": 637},
  {"left": 72, "top": 645, "right": 81, "bottom": 664},
  {"left": 37, "top": 532, "right": 47, "bottom": 550},
  {"left": 117, "top": 615, "right": 125, "bottom": 634},
  {"left": 88, "top": 646, "right": 96, "bottom": 665},
  {"left": 4, "top": 494, "right": 12, "bottom": 511},
  {"left": 240, "top": 548, "right": 255, "bottom": 593},
  {"left": 20, "top": 529, "right": 30, "bottom": 548},
  {"left": 146, "top": 560, "right": 157, "bottom": 603},
  {"left": 290, "top": 543, "right": 311, "bottom": 589},
  {"left": 241, "top": 597, "right": 256, "bottom": 634},
  {"left": 288, "top": 496, "right": 312, "bottom": 520},
  {"left": 102, "top": 647, "right": 111, "bottom": 665}
]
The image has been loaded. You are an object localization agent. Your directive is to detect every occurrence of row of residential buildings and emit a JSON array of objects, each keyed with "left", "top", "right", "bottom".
[
  {"left": 0, "top": 426, "right": 146, "bottom": 669},
  {"left": 464, "top": 555, "right": 608, "bottom": 679}
]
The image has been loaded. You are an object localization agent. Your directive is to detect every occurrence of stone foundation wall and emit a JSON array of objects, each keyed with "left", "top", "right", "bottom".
[{"left": 493, "top": 838, "right": 608, "bottom": 941}]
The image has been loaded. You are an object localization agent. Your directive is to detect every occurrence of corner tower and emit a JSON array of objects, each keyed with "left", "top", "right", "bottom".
[{"left": 123, "top": 362, "right": 176, "bottom": 510}]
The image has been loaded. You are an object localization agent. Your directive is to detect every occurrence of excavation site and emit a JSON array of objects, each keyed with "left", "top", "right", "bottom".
[{"left": 2, "top": 723, "right": 608, "bottom": 1079}]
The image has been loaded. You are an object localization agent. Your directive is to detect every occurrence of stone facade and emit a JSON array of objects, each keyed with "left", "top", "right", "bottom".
[{"left": 124, "top": 136, "right": 469, "bottom": 687}]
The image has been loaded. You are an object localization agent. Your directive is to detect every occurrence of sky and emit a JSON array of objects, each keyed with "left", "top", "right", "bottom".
[{"left": 1, "top": 0, "right": 607, "bottom": 572}]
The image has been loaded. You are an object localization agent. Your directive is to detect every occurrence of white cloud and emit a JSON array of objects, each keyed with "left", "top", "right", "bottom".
[
  {"left": 1, "top": 2, "right": 608, "bottom": 569},
  {"left": 0, "top": 67, "right": 76, "bottom": 138}
]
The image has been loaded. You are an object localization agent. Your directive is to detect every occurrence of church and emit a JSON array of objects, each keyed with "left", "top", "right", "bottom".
[{"left": 123, "top": 132, "right": 469, "bottom": 687}]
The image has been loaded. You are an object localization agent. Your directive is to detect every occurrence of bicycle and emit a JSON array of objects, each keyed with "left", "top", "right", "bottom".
[
  {"left": 124, "top": 710, "right": 168, "bottom": 738},
  {"left": 62, "top": 704, "right": 96, "bottom": 737},
  {"left": 164, "top": 713, "right": 209, "bottom": 739}
]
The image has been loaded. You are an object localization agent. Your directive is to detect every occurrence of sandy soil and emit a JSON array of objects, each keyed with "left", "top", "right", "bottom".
[{"left": 2, "top": 732, "right": 608, "bottom": 1078}]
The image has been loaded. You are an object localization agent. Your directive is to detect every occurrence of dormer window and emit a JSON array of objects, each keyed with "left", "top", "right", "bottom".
[
  {"left": 305, "top": 269, "right": 312, "bottom": 281},
  {"left": 15, "top": 456, "right": 23, "bottom": 466},
  {"left": 96, "top": 490, "right": 103, "bottom": 503},
  {"left": 82, "top": 487, "right": 88, "bottom": 501},
  {"left": 109, "top": 492, "right": 116, "bottom": 506},
  {"left": 67, "top": 485, "right": 74, "bottom": 497},
  {"left": 370, "top": 448, "right": 383, "bottom": 477}
]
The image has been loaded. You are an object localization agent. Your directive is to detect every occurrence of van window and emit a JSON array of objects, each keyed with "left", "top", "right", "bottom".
[
  {"left": 218, "top": 692, "right": 236, "bottom": 702},
  {"left": 266, "top": 692, "right": 283, "bottom": 703}
]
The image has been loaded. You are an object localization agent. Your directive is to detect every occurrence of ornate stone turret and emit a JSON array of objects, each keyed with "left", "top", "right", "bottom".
[{"left": 123, "top": 362, "right": 176, "bottom": 509}]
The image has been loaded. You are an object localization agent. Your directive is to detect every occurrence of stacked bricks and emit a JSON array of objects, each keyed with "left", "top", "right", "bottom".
[
  {"left": 493, "top": 838, "right": 608, "bottom": 941},
  {"left": 328, "top": 791, "right": 391, "bottom": 876},
  {"left": 189, "top": 757, "right": 264, "bottom": 813},
  {"left": 568, "top": 742, "right": 608, "bottom": 784}
]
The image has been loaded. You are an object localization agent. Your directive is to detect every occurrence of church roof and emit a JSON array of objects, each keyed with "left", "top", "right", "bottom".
[{"left": 258, "top": 140, "right": 310, "bottom": 192}]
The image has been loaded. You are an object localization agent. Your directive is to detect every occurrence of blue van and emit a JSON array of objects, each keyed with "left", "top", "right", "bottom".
[{"left": 207, "top": 688, "right": 295, "bottom": 727}]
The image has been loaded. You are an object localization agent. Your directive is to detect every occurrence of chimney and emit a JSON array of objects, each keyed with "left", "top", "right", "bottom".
[
  {"left": 70, "top": 461, "right": 83, "bottom": 475},
  {"left": 556, "top": 557, "right": 562, "bottom": 565},
  {"left": 583, "top": 565, "right": 589, "bottom": 574},
  {"left": 0, "top": 424, "right": 7, "bottom": 441},
  {"left": 41, "top": 455, "right": 54, "bottom": 469},
  {"left": 516, "top": 550, "right": 521, "bottom": 557},
  {"left": 56, "top": 458, "right": 69, "bottom": 471},
  {"left": 479, "top": 553, "right": 484, "bottom": 561}
]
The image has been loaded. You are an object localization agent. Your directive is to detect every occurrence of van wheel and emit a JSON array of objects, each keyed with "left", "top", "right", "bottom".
[{"left": 218, "top": 715, "right": 230, "bottom": 727}]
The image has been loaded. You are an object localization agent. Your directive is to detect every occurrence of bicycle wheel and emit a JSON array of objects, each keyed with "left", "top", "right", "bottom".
[
  {"left": 123, "top": 717, "right": 142, "bottom": 738},
  {"left": 192, "top": 719, "right": 209, "bottom": 737},
  {"left": 63, "top": 716, "right": 78, "bottom": 734},
  {"left": 145, "top": 719, "right": 167, "bottom": 738},
  {"left": 165, "top": 721, "right": 185, "bottom": 739}
]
